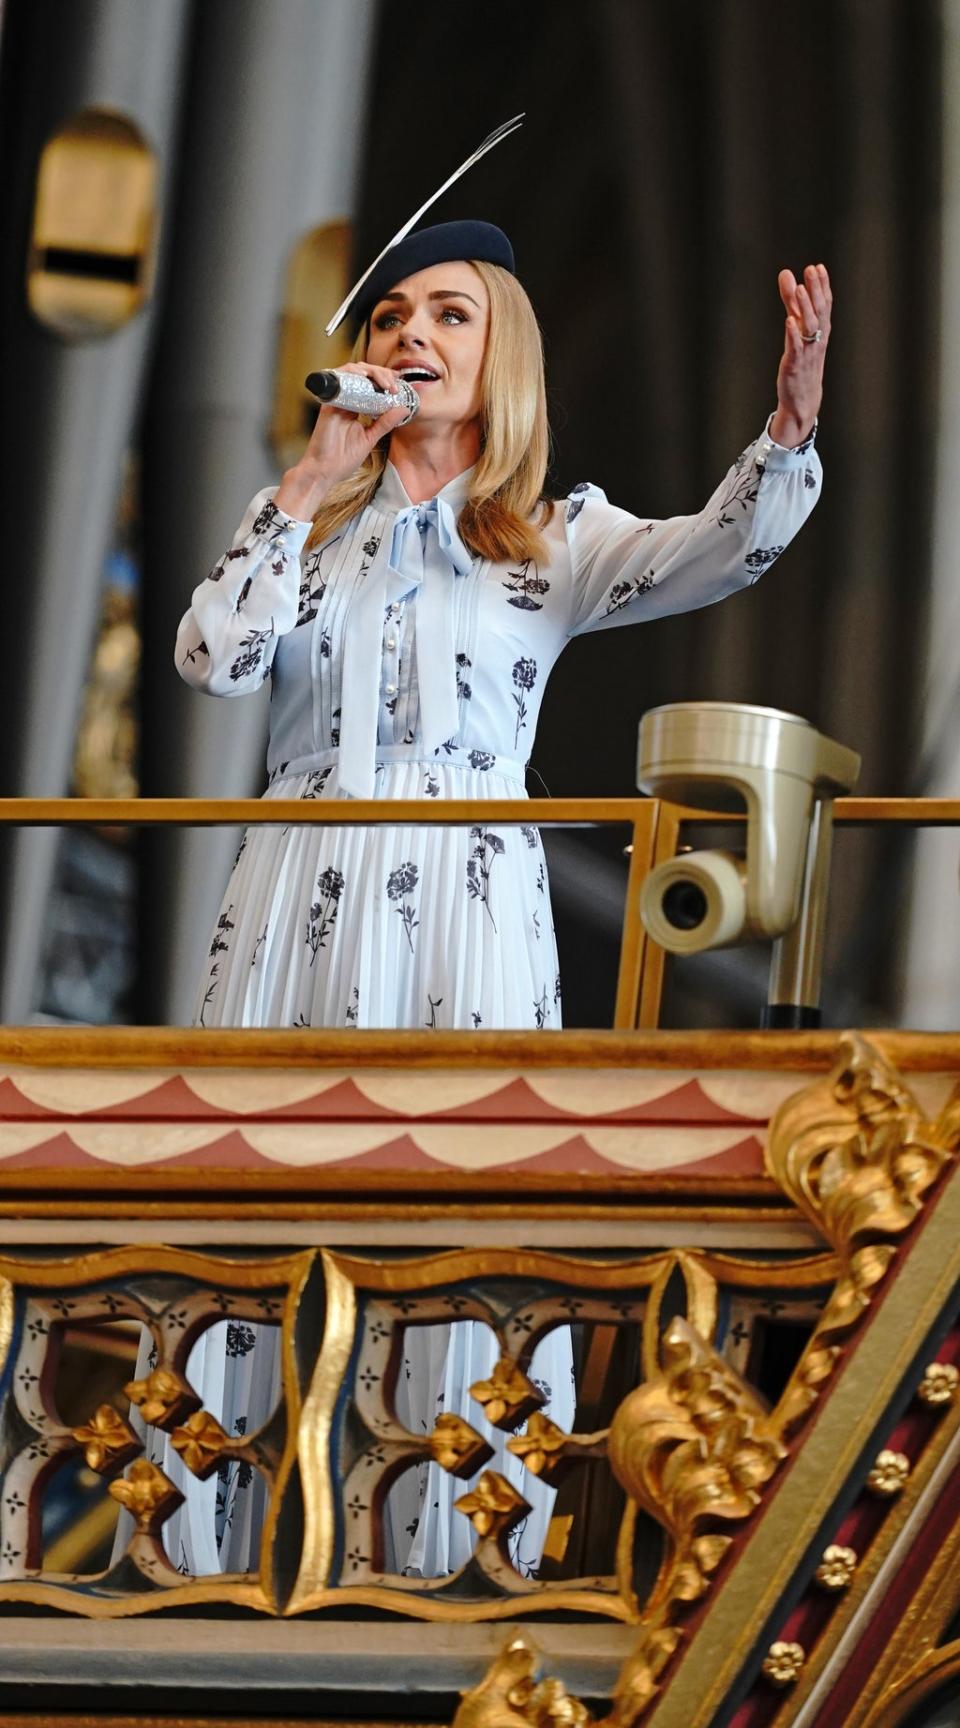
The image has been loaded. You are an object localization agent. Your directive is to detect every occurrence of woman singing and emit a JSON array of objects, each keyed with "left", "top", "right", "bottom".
[{"left": 177, "top": 223, "right": 830, "bottom": 1035}]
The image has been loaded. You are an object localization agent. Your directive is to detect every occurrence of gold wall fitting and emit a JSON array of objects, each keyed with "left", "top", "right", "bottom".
[
  {"left": 169, "top": 1409, "right": 231, "bottom": 1477},
  {"left": 27, "top": 108, "right": 157, "bottom": 339},
  {"left": 108, "top": 1459, "right": 182, "bottom": 1529},
  {"left": 866, "top": 1450, "right": 911, "bottom": 1497},
  {"left": 427, "top": 1413, "right": 494, "bottom": 1479},
  {"left": 124, "top": 1365, "right": 202, "bottom": 1428},
  {"left": 72, "top": 1403, "right": 139, "bottom": 1474},
  {"left": 454, "top": 1471, "right": 531, "bottom": 1540},
  {"left": 918, "top": 1360, "right": 960, "bottom": 1407},
  {"left": 762, "top": 1640, "right": 806, "bottom": 1686},
  {"left": 814, "top": 1543, "right": 858, "bottom": 1591},
  {"left": 470, "top": 1357, "right": 543, "bottom": 1430}
]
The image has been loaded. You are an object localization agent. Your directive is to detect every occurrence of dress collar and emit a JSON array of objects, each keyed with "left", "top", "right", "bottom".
[{"left": 375, "top": 460, "right": 476, "bottom": 518}]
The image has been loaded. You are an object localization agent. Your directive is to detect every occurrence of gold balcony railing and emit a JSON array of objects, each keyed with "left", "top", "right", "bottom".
[{"left": 5, "top": 794, "right": 960, "bottom": 1030}]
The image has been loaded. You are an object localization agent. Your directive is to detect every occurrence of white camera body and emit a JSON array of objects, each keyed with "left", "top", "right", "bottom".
[{"left": 637, "top": 703, "right": 861, "bottom": 956}]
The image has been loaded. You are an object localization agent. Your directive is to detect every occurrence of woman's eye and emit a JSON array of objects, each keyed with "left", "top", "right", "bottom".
[
  {"left": 439, "top": 307, "right": 467, "bottom": 324},
  {"left": 373, "top": 311, "right": 401, "bottom": 329}
]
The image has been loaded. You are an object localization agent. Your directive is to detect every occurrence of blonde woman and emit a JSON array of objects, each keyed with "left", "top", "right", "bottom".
[
  {"left": 177, "top": 222, "right": 830, "bottom": 1035},
  {"left": 171, "top": 221, "right": 830, "bottom": 1576}
]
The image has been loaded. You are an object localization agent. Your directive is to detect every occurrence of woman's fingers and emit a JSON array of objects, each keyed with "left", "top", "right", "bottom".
[{"left": 778, "top": 268, "right": 800, "bottom": 318}]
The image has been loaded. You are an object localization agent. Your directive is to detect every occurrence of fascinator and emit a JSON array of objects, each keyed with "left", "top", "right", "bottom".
[{"left": 325, "top": 115, "right": 524, "bottom": 336}]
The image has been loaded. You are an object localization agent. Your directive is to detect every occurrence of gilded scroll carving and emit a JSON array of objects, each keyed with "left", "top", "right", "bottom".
[{"left": 766, "top": 1034, "right": 956, "bottom": 1433}]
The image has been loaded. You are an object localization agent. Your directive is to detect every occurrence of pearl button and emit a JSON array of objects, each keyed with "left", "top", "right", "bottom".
[
  {"left": 385, "top": 682, "right": 397, "bottom": 696},
  {"left": 385, "top": 636, "right": 397, "bottom": 650}
]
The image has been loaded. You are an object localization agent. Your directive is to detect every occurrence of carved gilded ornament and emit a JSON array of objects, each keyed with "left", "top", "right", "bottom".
[
  {"left": 761, "top": 1641, "right": 806, "bottom": 1687},
  {"left": 124, "top": 1365, "right": 200, "bottom": 1428},
  {"left": 455, "top": 1471, "right": 531, "bottom": 1540},
  {"left": 765, "top": 1035, "right": 956, "bottom": 1433},
  {"left": 452, "top": 1636, "right": 590, "bottom": 1728},
  {"left": 470, "top": 1358, "right": 543, "bottom": 1429},
  {"left": 602, "top": 1319, "right": 785, "bottom": 1725},
  {"left": 72, "top": 1403, "right": 140, "bottom": 1473},
  {"left": 428, "top": 1413, "right": 495, "bottom": 1478},
  {"left": 918, "top": 1360, "right": 960, "bottom": 1407},
  {"left": 108, "top": 1459, "right": 183, "bottom": 1528},
  {"left": 814, "top": 1543, "right": 858, "bottom": 1592},
  {"left": 170, "top": 1408, "right": 231, "bottom": 1476},
  {"left": 866, "top": 1449, "right": 911, "bottom": 1497},
  {"left": 506, "top": 1413, "right": 570, "bottom": 1480}
]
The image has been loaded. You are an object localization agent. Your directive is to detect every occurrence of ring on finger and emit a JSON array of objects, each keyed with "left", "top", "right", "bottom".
[{"left": 801, "top": 328, "right": 823, "bottom": 344}]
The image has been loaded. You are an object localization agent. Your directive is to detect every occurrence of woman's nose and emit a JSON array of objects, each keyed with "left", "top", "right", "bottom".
[{"left": 397, "top": 327, "right": 427, "bottom": 350}]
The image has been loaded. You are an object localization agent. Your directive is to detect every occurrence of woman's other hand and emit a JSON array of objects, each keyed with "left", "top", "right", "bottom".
[
  {"left": 768, "top": 263, "right": 832, "bottom": 448},
  {"left": 274, "top": 362, "right": 412, "bottom": 520}
]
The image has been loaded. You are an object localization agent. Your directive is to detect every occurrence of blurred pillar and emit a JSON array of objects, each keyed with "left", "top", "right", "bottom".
[
  {"left": 138, "top": 0, "right": 376, "bottom": 1025},
  {"left": 900, "top": 0, "right": 960, "bottom": 1028},
  {"left": 0, "top": 0, "right": 192, "bottom": 1022}
]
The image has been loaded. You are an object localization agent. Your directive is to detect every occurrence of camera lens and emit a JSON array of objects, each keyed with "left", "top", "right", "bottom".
[{"left": 662, "top": 879, "right": 709, "bottom": 931}]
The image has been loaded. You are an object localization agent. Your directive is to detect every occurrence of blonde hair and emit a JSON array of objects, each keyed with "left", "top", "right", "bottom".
[{"left": 305, "top": 261, "right": 552, "bottom": 562}]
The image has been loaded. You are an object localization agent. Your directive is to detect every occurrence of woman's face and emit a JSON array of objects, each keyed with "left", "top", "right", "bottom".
[{"left": 366, "top": 260, "right": 490, "bottom": 432}]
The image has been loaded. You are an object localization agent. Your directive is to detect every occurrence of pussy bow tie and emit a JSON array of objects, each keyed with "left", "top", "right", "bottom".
[{"left": 339, "top": 495, "right": 473, "bottom": 797}]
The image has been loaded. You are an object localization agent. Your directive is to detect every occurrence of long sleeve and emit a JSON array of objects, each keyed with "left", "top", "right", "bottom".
[
  {"left": 565, "top": 422, "right": 821, "bottom": 638},
  {"left": 175, "top": 489, "right": 312, "bottom": 696}
]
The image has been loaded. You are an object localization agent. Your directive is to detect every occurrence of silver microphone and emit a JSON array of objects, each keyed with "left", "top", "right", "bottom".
[{"left": 305, "top": 369, "right": 420, "bottom": 422}]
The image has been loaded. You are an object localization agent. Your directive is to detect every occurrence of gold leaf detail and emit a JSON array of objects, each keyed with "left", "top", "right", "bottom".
[
  {"left": 454, "top": 1471, "right": 530, "bottom": 1540},
  {"left": 866, "top": 1449, "right": 910, "bottom": 1497},
  {"left": 470, "top": 1357, "right": 543, "bottom": 1430},
  {"left": 918, "top": 1361, "right": 960, "bottom": 1407},
  {"left": 766, "top": 1036, "right": 956, "bottom": 1433},
  {"left": 427, "top": 1412, "right": 494, "bottom": 1479},
  {"left": 815, "top": 1543, "right": 858, "bottom": 1592},
  {"left": 170, "top": 1408, "right": 230, "bottom": 1477},
  {"left": 108, "top": 1459, "right": 182, "bottom": 1528},
  {"left": 506, "top": 1413, "right": 569, "bottom": 1479},
  {"left": 124, "top": 1366, "right": 199, "bottom": 1428},
  {"left": 452, "top": 1635, "right": 591, "bottom": 1728},
  {"left": 72, "top": 1403, "right": 139, "bottom": 1473},
  {"left": 605, "top": 1321, "right": 783, "bottom": 1723},
  {"left": 762, "top": 1641, "right": 806, "bottom": 1686}
]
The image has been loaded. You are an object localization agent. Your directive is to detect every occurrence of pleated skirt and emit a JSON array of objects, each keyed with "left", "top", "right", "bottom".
[{"left": 194, "top": 756, "right": 562, "bottom": 1032}]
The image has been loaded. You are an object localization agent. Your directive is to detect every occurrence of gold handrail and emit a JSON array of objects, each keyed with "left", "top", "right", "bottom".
[{"left": 2, "top": 796, "right": 955, "bottom": 1031}]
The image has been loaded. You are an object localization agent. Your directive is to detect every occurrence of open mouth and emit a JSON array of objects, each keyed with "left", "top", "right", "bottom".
[{"left": 396, "top": 367, "right": 440, "bottom": 386}]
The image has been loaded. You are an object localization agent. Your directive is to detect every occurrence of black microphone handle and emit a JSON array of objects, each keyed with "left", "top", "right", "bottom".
[{"left": 304, "top": 370, "right": 341, "bottom": 402}]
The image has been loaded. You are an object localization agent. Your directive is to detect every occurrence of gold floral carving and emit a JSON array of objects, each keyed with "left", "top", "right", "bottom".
[
  {"left": 506, "top": 1413, "right": 570, "bottom": 1480},
  {"left": 72, "top": 1403, "right": 140, "bottom": 1473},
  {"left": 815, "top": 1543, "right": 858, "bottom": 1592},
  {"left": 761, "top": 1641, "right": 806, "bottom": 1686},
  {"left": 603, "top": 1317, "right": 786, "bottom": 1724},
  {"left": 866, "top": 1449, "right": 910, "bottom": 1497},
  {"left": 428, "top": 1413, "right": 494, "bottom": 1478},
  {"left": 455, "top": 1471, "right": 530, "bottom": 1541},
  {"left": 918, "top": 1361, "right": 960, "bottom": 1407},
  {"left": 124, "top": 1365, "right": 200, "bottom": 1428},
  {"left": 765, "top": 1034, "right": 956, "bottom": 1433},
  {"left": 170, "top": 1408, "right": 230, "bottom": 1476},
  {"left": 470, "top": 1358, "right": 543, "bottom": 1430},
  {"left": 108, "top": 1459, "right": 183, "bottom": 1528},
  {"left": 452, "top": 1635, "right": 590, "bottom": 1728}
]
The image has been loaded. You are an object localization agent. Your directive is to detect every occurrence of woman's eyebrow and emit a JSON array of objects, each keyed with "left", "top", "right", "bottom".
[{"left": 378, "top": 289, "right": 481, "bottom": 308}]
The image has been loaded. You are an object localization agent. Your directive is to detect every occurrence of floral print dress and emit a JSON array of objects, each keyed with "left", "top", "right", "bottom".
[
  {"left": 168, "top": 423, "right": 820, "bottom": 1577},
  {"left": 176, "top": 423, "right": 820, "bottom": 1035}
]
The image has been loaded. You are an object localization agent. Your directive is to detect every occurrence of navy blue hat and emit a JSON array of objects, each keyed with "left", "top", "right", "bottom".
[
  {"left": 351, "top": 220, "right": 515, "bottom": 332},
  {"left": 324, "top": 116, "right": 524, "bottom": 336}
]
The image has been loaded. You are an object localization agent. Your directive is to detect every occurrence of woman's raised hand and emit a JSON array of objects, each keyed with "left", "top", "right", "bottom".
[
  {"left": 274, "top": 362, "right": 412, "bottom": 521},
  {"left": 768, "top": 263, "right": 832, "bottom": 449}
]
